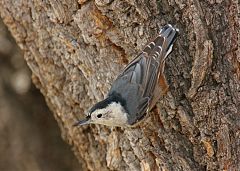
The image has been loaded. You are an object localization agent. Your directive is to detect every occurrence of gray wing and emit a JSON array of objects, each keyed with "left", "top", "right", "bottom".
[
  {"left": 109, "top": 24, "right": 178, "bottom": 125},
  {"left": 108, "top": 53, "right": 159, "bottom": 124}
]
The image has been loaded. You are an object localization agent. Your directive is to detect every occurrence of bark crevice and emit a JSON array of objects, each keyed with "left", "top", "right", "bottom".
[{"left": 0, "top": 0, "right": 239, "bottom": 170}]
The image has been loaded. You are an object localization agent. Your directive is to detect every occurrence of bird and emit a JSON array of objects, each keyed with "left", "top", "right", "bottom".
[{"left": 74, "top": 24, "right": 178, "bottom": 127}]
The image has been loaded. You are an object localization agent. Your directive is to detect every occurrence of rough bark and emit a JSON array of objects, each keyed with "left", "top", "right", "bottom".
[
  {"left": 0, "top": 19, "right": 81, "bottom": 171},
  {"left": 0, "top": 0, "right": 239, "bottom": 170}
]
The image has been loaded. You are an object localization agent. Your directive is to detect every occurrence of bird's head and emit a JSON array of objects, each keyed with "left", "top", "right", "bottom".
[{"left": 73, "top": 97, "right": 128, "bottom": 127}]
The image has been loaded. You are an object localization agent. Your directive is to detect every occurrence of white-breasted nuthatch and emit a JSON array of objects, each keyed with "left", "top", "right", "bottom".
[{"left": 74, "top": 24, "right": 179, "bottom": 127}]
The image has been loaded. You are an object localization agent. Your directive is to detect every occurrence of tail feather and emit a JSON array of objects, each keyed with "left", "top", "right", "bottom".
[{"left": 143, "top": 24, "right": 178, "bottom": 60}]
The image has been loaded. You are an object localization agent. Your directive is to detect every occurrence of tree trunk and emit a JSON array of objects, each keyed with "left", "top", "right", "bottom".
[
  {"left": 0, "top": 0, "right": 239, "bottom": 170},
  {"left": 0, "top": 19, "right": 81, "bottom": 171}
]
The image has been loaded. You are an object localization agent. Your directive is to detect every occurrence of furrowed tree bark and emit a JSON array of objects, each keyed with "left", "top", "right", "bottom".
[
  {"left": 1, "top": 0, "right": 239, "bottom": 170},
  {"left": 0, "top": 18, "right": 81, "bottom": 171}
]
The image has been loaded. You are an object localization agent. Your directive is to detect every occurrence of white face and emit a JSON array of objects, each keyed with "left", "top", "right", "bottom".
[{"left": 89, "top": 102, "right": 128, "bottom": 127}]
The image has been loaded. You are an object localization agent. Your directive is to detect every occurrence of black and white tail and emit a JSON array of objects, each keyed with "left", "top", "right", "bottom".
[{"left": 143, "top": 24, "right": 178, "bottom": 63}]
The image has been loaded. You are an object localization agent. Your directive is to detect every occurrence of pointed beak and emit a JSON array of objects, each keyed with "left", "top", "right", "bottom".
[{"left": 73, "top": 115, "right": 91, "bottom": 127}]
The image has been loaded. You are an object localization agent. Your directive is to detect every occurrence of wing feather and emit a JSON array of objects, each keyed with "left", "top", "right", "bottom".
[{"left": 109, "top": 24, "right": 178, "bottom": 125}]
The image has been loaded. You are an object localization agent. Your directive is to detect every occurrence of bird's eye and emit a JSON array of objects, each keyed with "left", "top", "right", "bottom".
[{"left": 97, "top": 114, "right": 102, "bottom": 118}]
